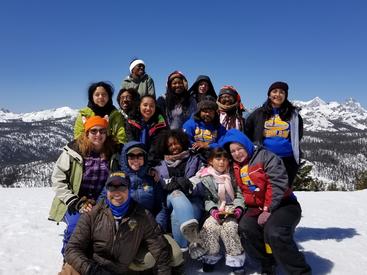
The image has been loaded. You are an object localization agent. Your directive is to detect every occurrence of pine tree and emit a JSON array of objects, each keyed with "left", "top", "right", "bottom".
[
  {"left": 293, "top": 161, "right": 323, "bottom": 191},
  {"left": 355, "top": 170, "right": 367, "bottom": 190}
]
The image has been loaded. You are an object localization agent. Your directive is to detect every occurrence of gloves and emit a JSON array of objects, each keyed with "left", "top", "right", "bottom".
[
  {"left": 162, "top": 177, "right": 180, "bottom": 192},
  {"left": 233, "top": 207, "right": 243, "bottom": 220},
  {"left": 176, "top": 177, "right": 193, "bottom": 196},
  {"left": 87, "top": 263, "right": 113, "bottom": 275},
  {"left": 67, "top": 198, "right": 79, "bottom": 215},
  {"left": 258, "top": 211, "right": 271, "bottom": 226},
  {"left": 210, "top": 208, "right": 222, "bottom": 223}
]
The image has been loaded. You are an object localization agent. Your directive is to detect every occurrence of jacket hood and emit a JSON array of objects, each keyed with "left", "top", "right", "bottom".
[
  {"left": 189, "top": 75, "right": 217, "bottom": 99},
  {"left": 219, "top": 129, "right": 254, "bottom": 158},
  {"left": 120, "top": 141, "right": 148, "bottom": 176},
  {"left": 166, "top": 70, "right": 188, "bottom": 93}
]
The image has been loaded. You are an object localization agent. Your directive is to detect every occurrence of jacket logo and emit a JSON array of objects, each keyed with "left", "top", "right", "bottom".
[{"left": 128, "top": 219, "right": 138, "bottom": 231}]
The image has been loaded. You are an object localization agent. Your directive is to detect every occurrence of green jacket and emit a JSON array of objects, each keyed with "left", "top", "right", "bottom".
[
  {"left": 48, "top": 143, "right": 120, "bottom": 222},
  {"left": 74, "top": 107, "right": 127, "bottom": 144},
  {"left": 121, "top": 74, "right": 156, "bottom": 98}
]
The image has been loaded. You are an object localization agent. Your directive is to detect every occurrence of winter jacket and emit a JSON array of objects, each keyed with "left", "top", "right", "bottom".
[
  {"left": 190, "top": 170, "right": 244, "bottom": 212},
  {"left": 65, "top": 199, "right": 171, "bottom": 275},
  {"left": 188, "top": 75, "right": 217, "bottom": 104},
  {"left": 245, "top": 106, "right": 303, "bottom": 164},
  {"left": 48, "top": 142, "right": 119, "bottom": 222},
  {"left": 119, "top": 141, "right": 167, "bottom": 228},
  {"left": 182, "top": 115, "right": 227, "bottom": 149},
  {"left": 219, "top": 129, "right": 293, "bottom": 214},
  {"left": 121, "top": 73, "right": 156, "bottom": 98},
  {"left": 74, "top": 107, "right": 127, "bottom": 144},
  {"left": 125, "top": 113, "right": 168, "bottom": 166}
]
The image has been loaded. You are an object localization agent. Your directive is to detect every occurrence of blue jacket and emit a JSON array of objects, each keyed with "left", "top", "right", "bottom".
[{"left": 182, "top": 117, "right": 227, "bottom": 149}]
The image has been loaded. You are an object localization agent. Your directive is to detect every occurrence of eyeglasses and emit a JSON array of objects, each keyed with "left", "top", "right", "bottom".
[
  {"left": 89, "top": 128, "right": 107, "bottom": 135},
  {"left": 127, "top": 153, "right": 145, "bottom": 159},
  {"left": 107, "top": 185, "right": 128, "bottom": 192}
]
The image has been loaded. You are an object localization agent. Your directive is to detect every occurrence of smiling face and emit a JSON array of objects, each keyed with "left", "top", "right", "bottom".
[
  {"left": 119, "top": 91, "right": 133, "bottom": 112},
  {"left": 93, "top": 86, "right": 109, "bottom": 107},
  {"left": 198, "top": 81, "right": 209, "bottom": 94},
  {"left": 229, "top": 142, "right": 248, "bottom": 163},
  {"left": 219, "top": 94, "right": 236, "bottom": 106},
  {"left": 140, "top": 96, "right": 156, "bottom": 121},
  {"left": 200, "top": 108, "right": 216, "bottom": 124},
  {"left": 167, "top": 137, "right": 183, "bottom": 155},
  {"left": 132, "top": 63, "right": 145, "bottom": 78},
  {"left": 107, "top": 187, "right": 129, "bottom": 206},
  {"left": 209, "top": 156, "right": 229, "bottom": 174},
  {"left": 269, "top": 88, "right": 286, "bottom": 108},
  {"left": 127, "top": 148, "right": 145, "bottom": 171},
  {"left": 87, "top": 126, "right": 107, "bottom": 151},
  {"left": 170, "top": 77, "right": 185, "bottom": 94}
]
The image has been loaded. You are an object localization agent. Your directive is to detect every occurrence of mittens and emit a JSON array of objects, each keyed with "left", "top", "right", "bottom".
[
  {"left": 210, "top": 208, "right": 222, "bottom": 223},
  {"left": 258, "top": 211, "right": 271, "bottom": 226},
  {"left": 233, "top": 207, "right": 243, "bottom": 220}
]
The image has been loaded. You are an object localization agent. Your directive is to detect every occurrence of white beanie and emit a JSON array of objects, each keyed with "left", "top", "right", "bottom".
[{"left": 129, "top": 59, "right": 145, "bottom": 73}]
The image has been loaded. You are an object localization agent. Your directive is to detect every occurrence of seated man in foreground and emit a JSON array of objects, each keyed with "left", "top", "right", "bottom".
[{"left": 63, "top": 172, "right": 172, "bottom": 275}]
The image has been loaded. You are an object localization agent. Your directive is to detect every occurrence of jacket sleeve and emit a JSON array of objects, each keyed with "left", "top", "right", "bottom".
[
  {"left": 64, "top": 212, "right": 95, "bottom": 274},
  {"left": 182, "top": 119, "right": 196, "bottom": 145},
  {"left": 51, "top": 150, "right": 78, "bottom": 205},
  {"left": 73, "top": 114, "right": 84, "bottom": 140},
  {"left": 298, "top": 114, "right": 303, "bottom": 140},
  {"left": 109, "top": 111, "right": 127, "bottom": 144},
  {"left": 143, "top": 210, "right": 172, "bottom": 275},
  {"left": 262, "top": 150, "right": 289, "bottom": 212},
  {"left": 244, "top": 111, "right": 255, "bottom": 141},
  {"left": 232, "top": 181, "right": 245, "bottom": 209},
  {"left": 147, "top": 77, "right": 156, "bottom": 97},
  {"left": 209, "top": 125, "right": 227, "bottom": 149}
]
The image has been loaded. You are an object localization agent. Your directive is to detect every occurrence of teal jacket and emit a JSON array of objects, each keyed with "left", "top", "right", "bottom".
[
  {"left": 48, "top": 142, "right": 119, "bottom": 222},
  {"left": 74, "top": 107, "right": 127, "bottom": 144}
]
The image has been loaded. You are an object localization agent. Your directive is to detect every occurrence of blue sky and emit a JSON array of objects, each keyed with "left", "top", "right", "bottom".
[{"left": 1, "top": 0, "right": 366, "bottom": 112}]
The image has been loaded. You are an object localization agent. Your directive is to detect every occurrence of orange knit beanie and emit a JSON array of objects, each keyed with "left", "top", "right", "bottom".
[{"left": 84, "top": 116, "right": 108, "bottom": 132}]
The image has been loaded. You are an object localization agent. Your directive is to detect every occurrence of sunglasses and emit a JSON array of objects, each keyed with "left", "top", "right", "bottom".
[
  {"left": 107, "top": 185, "right": 128, "bottom": 192},
  {"left": 127, "top": 153, "right": 145, "bottom": 159},
  {"left": 89, "top": 128, "right": 107, "bottom": 135}
]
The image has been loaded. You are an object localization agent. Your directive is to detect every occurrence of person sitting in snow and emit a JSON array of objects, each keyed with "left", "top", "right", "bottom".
[
  {"left": 182, "top": 95, "right": 227, "bottom": 162},
  {"left": 220, "top": 129, "right": 311, "bottom": 275},
  {"left": 183, "top": 148, "right": 246, "bottom": 274}
]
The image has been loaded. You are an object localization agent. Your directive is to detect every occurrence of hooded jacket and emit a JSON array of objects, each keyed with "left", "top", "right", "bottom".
[
  {"left": 119, "top": 141, "right": 166, "bottom": 228},
  {"left": 182, "top": 109, "right": 227, "bottom": 149},
  {"left": 188, "top": 75, "right": 217, "bottom": 103},
  {"left": 65, "top": 199, "right": 171, "bottom": 275},
  {"left": 157, "top": 71, "right": 197, "bottom": 129},
  {"left": 219, "top": 129, "right": 293, "bottom": 214}
]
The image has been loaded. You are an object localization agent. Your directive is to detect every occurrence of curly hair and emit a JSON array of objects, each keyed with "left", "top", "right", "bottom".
[
  {"left": 76, "top": 132, "right": 118, "bottom": 160},
  {"left": 156, "top": 129, "right": 191, "bottom": 157}
]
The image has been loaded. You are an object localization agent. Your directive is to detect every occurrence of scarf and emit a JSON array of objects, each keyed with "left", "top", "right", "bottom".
[
  {"left": 164, "top": 150, "right": 190, "bottom": 168},
  {"left": 199, "top": 166, "right": 234, "bottom": 211},
  {"left": 106, "top": 191, "right": 131, "bottom": 218},
  {"left": 87, "top": 101, "right": 116, "bottom": 117},
  {"left": 217, "top": 101, "right": 238, "bottom": 112}
]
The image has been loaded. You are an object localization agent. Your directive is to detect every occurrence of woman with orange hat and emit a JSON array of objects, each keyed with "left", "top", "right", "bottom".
[
  {"left": 74, "top": 81, "right": 127, "bottom": 144},
  {"left": 49, "top": 115, "right": 120, "bottom": 257}
]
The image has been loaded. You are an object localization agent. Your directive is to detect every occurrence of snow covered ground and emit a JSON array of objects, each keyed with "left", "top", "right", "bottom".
[{"left": 0, "top": 188, "right": 366, "bottom": 275}]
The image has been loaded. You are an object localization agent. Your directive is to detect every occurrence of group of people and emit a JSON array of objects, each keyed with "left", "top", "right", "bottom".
[{"left": 49, "top": 58, "right": 311, "bottom": 275}]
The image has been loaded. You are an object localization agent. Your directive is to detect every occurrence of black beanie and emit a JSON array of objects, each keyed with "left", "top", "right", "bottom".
[{"left": 267, "top": 81, "right": 289, "bottom": 98}]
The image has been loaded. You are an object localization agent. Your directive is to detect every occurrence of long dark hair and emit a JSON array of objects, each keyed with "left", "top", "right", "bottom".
[{"left": 263, "top": 98, "right": 297, "bottom": 121}]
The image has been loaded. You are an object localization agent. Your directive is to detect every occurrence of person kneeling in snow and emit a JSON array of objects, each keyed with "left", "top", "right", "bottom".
[{"left": 62, "top": 172, "right": 172, "bottom": 275}]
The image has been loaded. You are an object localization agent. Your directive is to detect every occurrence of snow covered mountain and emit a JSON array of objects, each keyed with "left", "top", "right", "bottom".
[{"left": 0, "top": 99, "right": 366, "bottom": 189}]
